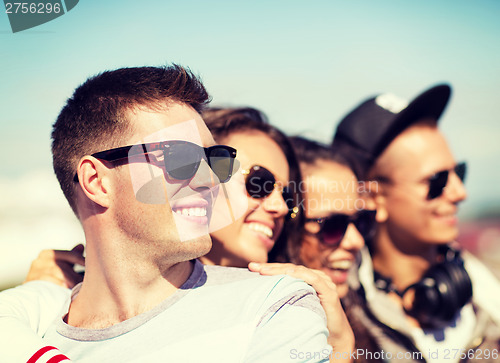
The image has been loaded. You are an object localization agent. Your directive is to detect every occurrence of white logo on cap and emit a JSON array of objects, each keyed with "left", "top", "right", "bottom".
[{"left": 375, "top": 93, "right": 408, "bottom": 114}]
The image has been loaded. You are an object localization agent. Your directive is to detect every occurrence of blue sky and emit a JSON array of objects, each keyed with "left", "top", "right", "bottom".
[{"left": 1, "top": 0, "right": 499, "bottom": 286}]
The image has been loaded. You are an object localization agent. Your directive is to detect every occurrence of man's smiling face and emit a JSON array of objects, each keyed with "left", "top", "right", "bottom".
[
  {"left": 109, "top": 103, "right": 221, "bottom": 262},
  {"left": 372, "top": 119, "right": 467, "bottom": 251}
]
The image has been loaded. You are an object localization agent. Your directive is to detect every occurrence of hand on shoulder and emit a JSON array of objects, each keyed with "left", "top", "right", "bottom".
[
  {"left": 249, "top": 262, "right": 354, "bottom": 362},
  {"left": 24, "top": 244, "right": 85, "bottom": 289}
]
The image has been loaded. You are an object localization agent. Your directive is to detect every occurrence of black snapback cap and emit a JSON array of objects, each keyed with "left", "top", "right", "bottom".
[{"left": 332, "top": 84, "right": 451, "bottom": 177}]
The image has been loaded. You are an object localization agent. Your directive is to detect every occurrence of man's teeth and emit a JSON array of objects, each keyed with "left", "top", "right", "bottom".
[
  {"left": 248, "top": 223, "right": 273, "bottom": 238},
  {"left": 328, "top": 260, "right": 353, "bottom": 270},
  {"left": 174, "top": 207, "right": 207, "bottom": 217}
]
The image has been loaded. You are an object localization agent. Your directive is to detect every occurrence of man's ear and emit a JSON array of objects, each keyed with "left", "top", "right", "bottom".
[
  {"left": 361, "top": 182, "right": 377, "bottom": 210},
  {"left": 364, "top": 178, "right": 389, "bottom": 223},
  {"left": 75, "top": 156, "right": 111, "bottom": 209},
  {"left": 373, "top": 192, "right": 388, "bottom": 223}
]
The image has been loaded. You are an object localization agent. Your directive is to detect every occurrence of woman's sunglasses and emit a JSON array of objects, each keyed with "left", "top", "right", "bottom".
[
  {"left": 242, "top": 165, "right": 295, "bottom": 213},
  {"left": 426, "top": 162, "right": 466, "bottom": 200},
  {"left": 73, "top": 140, "right": 237, "bottom": 183},
  {"left": 306, "top": 209, "right": 377, "bottom": 247}
]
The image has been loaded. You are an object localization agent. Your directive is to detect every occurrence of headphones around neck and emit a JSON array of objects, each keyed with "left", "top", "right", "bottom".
[{"left": 373, "top": 245, "right": 473, "bottom": 329}]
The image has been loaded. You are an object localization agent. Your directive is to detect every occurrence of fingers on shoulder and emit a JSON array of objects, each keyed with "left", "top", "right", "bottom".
[
  {"left": 37, "top": 249, "right": 57, "bottom": 261},
  {"left": 248, "top": 262, "right": 337, "bottom": 291},
  {"left": 54, "top": 247, "right": 86, "bottom": 265},
  {"left": 29, "top": 249, "right": 57, "bottom": 270}
]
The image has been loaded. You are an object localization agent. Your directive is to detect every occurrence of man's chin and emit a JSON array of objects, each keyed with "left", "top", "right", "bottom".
[
  {"left": 182, "top": 234, "right": 212, "bottom": 259},
  {"left": 435, "top": 227, "right": 460, "bottom": 243},
  {"left": 422, "top": 234, "right": 457, "bottom": 246}
]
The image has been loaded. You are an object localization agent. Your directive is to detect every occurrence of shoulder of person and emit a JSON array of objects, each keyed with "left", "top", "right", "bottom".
[
  {"left": 1, "top": 280, "right": 71, "bottom": 304},
  {"left": 462, "top": 251, "right": 500, "bottom": 327},
  {"left": 202, "top": 264, "right": 317, "bottom": 295},
  {"left": 0, "top": 280, "right": 71, "bottom": 342},
  {"left": 201, "top": 264, "right": 325, "bottom": 325}
]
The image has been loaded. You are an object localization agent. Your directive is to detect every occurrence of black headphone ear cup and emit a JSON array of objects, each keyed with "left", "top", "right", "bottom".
[
  {"left": 446, "top": 259, "right": 473, "bottom": 308},
  {"left": 408, "top": 264, "right": 459, "bottom": 325},
  {"left": 376, "top": 248, "right": 473, "bottom": 328},
  {"left": 409, "top": 277, "right": 440, "bottom": 321},
  {"left": 410, "top": 260, "right": 473, "bottom": 327},
  {"left": 403, "top": 270, "right": 443, "bottom": 325},
  {"left": 431, "top": 264, "right": 460, "bottom": 321},
  {"left": 441, "top": 249, "right": 473, "bottom": 309}
]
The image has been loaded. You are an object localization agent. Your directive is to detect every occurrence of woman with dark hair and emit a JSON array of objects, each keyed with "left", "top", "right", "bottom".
[{"left": 199, "top": 107, "right": 304, "bottom": 267}]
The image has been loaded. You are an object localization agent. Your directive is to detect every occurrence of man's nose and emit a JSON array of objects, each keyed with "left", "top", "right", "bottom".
[
  {"left": 444, "top": 170, "right": 467, "bottom": 203},
  {"left": 188, "top": 159, "right": 219, "bottom": 190}
]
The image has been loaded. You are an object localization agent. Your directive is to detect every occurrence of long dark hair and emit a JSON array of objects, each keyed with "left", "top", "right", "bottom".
[
  {"left": 202, "top": 107, "right": 305, "bottom": 263},
  {"left": 285, "top": 135, "right": 358, "bottom": 264}
]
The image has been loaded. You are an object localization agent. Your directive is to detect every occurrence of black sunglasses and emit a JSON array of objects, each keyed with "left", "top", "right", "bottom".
[
  {"left": 242, "top": 165, "right": 294, "bottom": 210},
  {"left": 73, "top": 141, "right": 237, "bottom": 183},
  {"left": 426, "top": 162, "right": 466, "bottom": 200},
  {"left": 306, "top": 209, "right": 377, "bottom": 247}
]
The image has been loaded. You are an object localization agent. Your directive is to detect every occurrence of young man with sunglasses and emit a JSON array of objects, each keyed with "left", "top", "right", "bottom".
[
  {"left": 333, "top": 85, "right": 500, "bottom": 362},
  {"left": 0, "top": 66, "right": 334, "bottom": 362}
]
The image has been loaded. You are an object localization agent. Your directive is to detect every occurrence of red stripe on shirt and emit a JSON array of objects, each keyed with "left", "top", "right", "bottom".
[
  {"left": 26, "top": 346, "right": 58, "bottom": 363},
  {"left": 46, "top": 354, "right": 70, "bottom": 363}
]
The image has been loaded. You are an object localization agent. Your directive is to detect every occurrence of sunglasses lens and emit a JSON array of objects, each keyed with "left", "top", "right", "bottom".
[
  {"left": 354, "top": 210, "right": 377, "bottom": 240},
  {"left": 245, "top": 166, "right": 275, "bottom": 199},
  {"left": 163, "top": 144, "right": 235, "bottom": 182},
  {"left": 208, "top": 147, "right": 234, "bottom": 183},
  {"left": 321, "top": 214, "right": 349, "bottom": 246},
  {"left": 163, "top": 143, "right": 201, "bottom": 180},
  {"left": 428, "top": 170, "right": 448, "bottom": 199},
  {"left": 455, "top": 162, "right": 467, "bottom": 182}
]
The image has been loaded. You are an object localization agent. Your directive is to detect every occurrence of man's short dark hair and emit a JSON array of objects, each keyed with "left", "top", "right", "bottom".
[{"left": 52, "top": 65, "right": 210, "bottom": 216}]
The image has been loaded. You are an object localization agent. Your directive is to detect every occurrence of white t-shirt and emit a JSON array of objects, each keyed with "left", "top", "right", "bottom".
[{"left": 1, "top": 260, "right": 332, "bottom": 362}]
